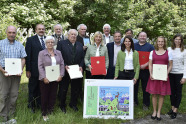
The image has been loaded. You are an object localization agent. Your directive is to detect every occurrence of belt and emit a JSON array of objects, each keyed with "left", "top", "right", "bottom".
[{"left": 123, "top": 69, "right": 134, "bottom": 72}]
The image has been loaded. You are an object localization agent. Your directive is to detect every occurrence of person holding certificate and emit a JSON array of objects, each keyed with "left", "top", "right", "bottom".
[
  {"left": 84, "top": 31, "right": 109, "bottom": 79},
  {"left": 114, "top": 36, "right": 140, "bottom": 83},
  {"left": 146, "top": 36, "right": 173, "bottom": 121},
  {"left": 167, "top": 34, "right": 186, "bottom": 119},
  {"left": 38, "top": 36, "right": 65, "bottom": 121}
]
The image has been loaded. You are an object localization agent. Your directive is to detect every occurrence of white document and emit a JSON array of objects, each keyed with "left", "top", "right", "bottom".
[
  {"left": 5, "top": 58, "right": 22, "bottom": 75},
  {"left": 153, "top": 64, "right": 167, "bottom": 81},
  {"left": 67, "top": 65, "right": 83, "bottom": 79},
  {"left": 45, "top": 65, "right": 60, "bottom": 82}
]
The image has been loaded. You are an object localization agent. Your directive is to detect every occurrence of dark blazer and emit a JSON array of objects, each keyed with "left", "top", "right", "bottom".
[
  {"left": 25, "top": 35, "right": 45, "bottom": 77},
  {"left": 56, "top": 39, "right": 84, "bottom": 67}
]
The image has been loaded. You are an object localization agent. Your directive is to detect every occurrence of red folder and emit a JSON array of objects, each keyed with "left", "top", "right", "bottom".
[
  {"left": 138, "top": 51, "right": 150, "bottom": 69},
  {"left": 91, "top": 56, "right": 106, "bottom": 75}
]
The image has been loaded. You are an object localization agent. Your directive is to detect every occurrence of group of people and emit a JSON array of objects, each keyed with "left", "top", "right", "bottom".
[{"left": 0, "top": 23, "right": 185, "bottom": 122}]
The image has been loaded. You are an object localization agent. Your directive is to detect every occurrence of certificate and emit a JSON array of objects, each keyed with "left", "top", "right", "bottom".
[
  {"left": 83, "top": 38, "right": 90, "bottom": 46},
  {"left": 138, "top": 51, "right": 150, "bottom": 69},
  {"left": 67, "top": 65, "right": 83, "bottom": 79},
  {"left": 45, "top": 65, "right": 60, "bottom": 82},
  {"left": 91, "top": 56, "right": 106, "bottom": 75},
  {"left": 5, "top": 58, "right": 22, "bottom": 75},
  {"left": 153, "top": 64, "right": 167, "bottom": 81}
]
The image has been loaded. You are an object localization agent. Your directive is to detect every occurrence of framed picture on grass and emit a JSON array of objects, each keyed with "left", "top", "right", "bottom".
[{"left": 83, "top": 79, "right": 134, "bottom": 120}]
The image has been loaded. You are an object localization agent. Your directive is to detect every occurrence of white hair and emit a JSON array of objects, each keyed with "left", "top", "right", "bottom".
[
  {"left": 77, "top": 24, "right": 87, "bottom": 30},
  {"left": 44, "top": 36, "right": 55, "bottom": 43},
  {"left": 103, "top": 24, "right": 111, "bottom": 30},
  {"left": 53, "top": 24, "right": 63, "bottom": 30},
  {"left": 68, "top": 29, "right": 78, "bottom": 36}
]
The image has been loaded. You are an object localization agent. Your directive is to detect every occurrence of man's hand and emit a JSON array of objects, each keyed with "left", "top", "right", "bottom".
[
  {"left": 56, "top": 76, "right": 63, "bottom": 82},
  {"left": 43, "top": 78, "right": 49, "bottom": 84},
  {"left": 65, "top": 65, "right": 69, "bottom": 71},
  {"left": 79, "top": 67, "right": 83, "bottom": 73},
  {"left": 26, "top": 71, "right": 31, "bottom": 78}
]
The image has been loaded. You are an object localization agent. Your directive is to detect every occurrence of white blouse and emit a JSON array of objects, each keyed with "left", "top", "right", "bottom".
[
  {"left": 124, "top": 49, "right": 134, "bottom": 70},
  {"left": 168, "top": 47, "right": 186, "bottom": 78},
  {"left": 51, "top": 56, "right": 56, "bottom": 66}
]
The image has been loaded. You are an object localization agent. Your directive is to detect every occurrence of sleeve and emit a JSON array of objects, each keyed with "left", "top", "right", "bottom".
[
  {"left": 58, "top": 51, "right": 65, "bottom": 77},
  {"left": 84, "top": 46, "right": 91, "bottom": 67},
  {"left": 105, "top": 47, "right": 109, "bottom": 69},
  {"left": 168, "top": 51, "right": 173, "bottom": 60},
  {"left": 183, "top": 50, "right": 186, "bottom": 78},
  {"left": 20, "top": 44, "right": 27, "bottom": 58},
  {"left": 38, "top": 51, "right": 46, "bottom": 80},
  {"left": 114, "top": 51, "right": 120, "bottom": 78},
  {"left": 79, "top": 46, "right": 85, "bottom": 68},
  {"left": 25, "top": 38, "right": 32, "bottom": 71},
  {"left": 149, "top": 51, "right": 153, "bottom": 60},
  {"left": 134, "top": 52, "right": 140, "bottom": 80}
]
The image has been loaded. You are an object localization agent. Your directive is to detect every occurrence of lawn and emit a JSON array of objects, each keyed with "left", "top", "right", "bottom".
[{"left": 15, "top": 70, "right": 186, "bottom": 124}]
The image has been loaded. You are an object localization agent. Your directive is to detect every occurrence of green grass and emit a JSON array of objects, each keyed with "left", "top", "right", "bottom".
[{"left": 15, "top": 71, "right": 186, "bottom": 124}]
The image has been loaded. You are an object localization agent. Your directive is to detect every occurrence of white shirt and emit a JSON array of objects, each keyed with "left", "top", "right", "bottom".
[
  {"left": 124, "top": 49, "right": 134, "bottom": 70},
  {"left": 113, "top": 43, "right": 121, "bottom": 66},
  {"left": 37, "top": 35, "right": 45, "bottom": 47},
  {"left": 168, "top": 47, "right": 186, "bottom": 78},
  {"left": 51, "top": 56, "right": 56, "bottom": 66},
  {"left": 95, "top": 43, "right": 100, "bottom": 56},
  {"left": 149, "top": 50, "right": 172, "bottom": 60}
]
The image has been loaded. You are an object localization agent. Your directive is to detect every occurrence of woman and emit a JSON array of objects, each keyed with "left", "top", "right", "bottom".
[
  {"left": 114, "top": 35, "right": 140, "bottom": 84},
  {"left": 38, "top": 36, "right": 65, "bottom": 121},
  {"left": 84, "top": 31, "right": 109, "bottom": 79},
  {"left": 146, "top": 36, "right": 173, "bottom": 121},
  {"left": 167, "top": 34, "right": 186, "bottom": 119}
]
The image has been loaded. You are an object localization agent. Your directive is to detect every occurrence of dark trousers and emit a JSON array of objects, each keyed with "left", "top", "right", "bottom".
[
  {"left": 86, "top": 70, "right": 105, "bottom": 79},
  {"left": 134, "top": 69, "right": 150, "bottom": 106},
  {"left": 118, "top": 70, "right": 135, "bottom": 80},
  {"left": 105, "top": 67, "right": 115, "bottom": 79},
  {"left": 28, "top": 77, "right": 41, "bottom": 109},
  {"left": 169, "top": 73, "right": 183, "bottom": 108},
  {"left": 40, "top": 81, "right": 58, "bottom": 116},
  {"left": 60, "top": 71, "right": 82, "bottom": 107}
]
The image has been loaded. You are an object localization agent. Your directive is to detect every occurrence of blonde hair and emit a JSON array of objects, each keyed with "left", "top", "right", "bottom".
[
  {"left": 91, "top": 31, "right": 104, "bottom": 46},
  {"left": 154, "top": 36, "right": 167, "bottom": 50}
]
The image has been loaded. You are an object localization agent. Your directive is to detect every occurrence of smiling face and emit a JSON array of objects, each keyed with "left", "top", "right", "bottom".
[
  {"left": 103, "top": 26, "right": 110, "bottom": 36},
  {"left": 36, "top": 24, "right": 45, "bottom": 37},
  {"left": 138, "top": 32, "right": 147, "bottom": 43},
  {"left": 174, "top": 36, "right": 181, "bottom": 48},
  {"left": 114, "top": 33, "right": 122, "bottom": 44},
  {"left": 6, "top": 26, "right": 17, "bottom": 43},
  {"left": 157, "top": 37, "right": 165, "bottom": 49},
  {"left": 125, "top": 30, "right": 133, "bottom": 37},
  {"left": 94, "top": 34, "right": 102, "bottom": 45},
  {"left": 68, "top": 30, "right": 77, "bottom": 43},
  {"left": 46, "top": 39, "right": 54, "bottom": 49},
  {"left": 54, "top": 25, "right": 62, "bottom": 36},
  {"left": 78, "top": 25, "right": 86, "bottom": 37},
  {"left": 124, "top": 38, "right": 132, "bottom": 49}
]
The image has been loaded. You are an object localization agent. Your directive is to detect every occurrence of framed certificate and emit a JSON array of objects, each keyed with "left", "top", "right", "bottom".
[
  {"left": 5, "top": 58, "right": 22, "bottom": 75},
  {"left": 67, "top": 65, "right": 83, "bottom": 79},
  {"left": 83, "top": 38, "right": 90, "bottom": 46},
  {"left": 153, "top": 64, "right": 167, "bottom": 81},
  {"left": 45, "top": 65, "right": 60, "bottom": 82}
]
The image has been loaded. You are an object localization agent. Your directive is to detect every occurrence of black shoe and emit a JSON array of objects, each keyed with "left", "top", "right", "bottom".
[
  {"left": 167, "top": 109, "right": 173, "bottom": 115},
  {"left": 157, "top": 117, "right": 161, "bottom": 121},
  {"left": 171, "top": 112, "right": 177, "bottom": 119},
  {"left": 60, "top": 106, "right": 66, "bottom": 114},
  {"left": 69, "top": 104, "right": 78, "bottom": 112},
  {"left": 151, "top": 115, "right": 157, "bottom": 120}
]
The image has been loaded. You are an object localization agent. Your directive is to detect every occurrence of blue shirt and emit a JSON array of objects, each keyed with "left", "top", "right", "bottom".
[
  {"left": 134, "top": 42, "right": 154, "bottom": 52},
  {"left": 0, "top": 38, "right": 27, "bottom": 67}
]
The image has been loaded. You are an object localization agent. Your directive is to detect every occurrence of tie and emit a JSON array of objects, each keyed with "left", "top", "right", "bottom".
[
  {"left": 57, "top": 36, "right": 61, "bottom": 42},
  {"left": 40, "top": 37, "right": 45, "bottom": 49}
]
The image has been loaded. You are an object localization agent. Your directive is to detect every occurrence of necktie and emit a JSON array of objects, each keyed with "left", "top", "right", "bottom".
[
  {"left": 58, "top": 36, "right": 61, "bottom": 42},
  {"left": 40, "top": 37, "right": 45, "bottom": 49}
]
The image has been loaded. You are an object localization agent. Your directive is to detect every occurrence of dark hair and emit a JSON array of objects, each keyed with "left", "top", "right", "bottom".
[
  {"left": 154, "top": 36, "right": 167, "bottom": 50},
  {"left": 114, "top": 31, "right": 122, "bottom": 37},
  {"left": 125, "top": 29, "right": 133, "bottom": 34},
  {"left": 171, "top": 33, "right": 184, "bottom": 52},
  {"left": 121, "top": 35, "right": 134, "bottom": 52}
]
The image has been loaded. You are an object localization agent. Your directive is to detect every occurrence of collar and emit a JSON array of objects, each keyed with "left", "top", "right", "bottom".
[
  {"left": 125, "top": 49, "right": 133, "bottom": 53},
  {"left": 43, "top": 49, "right": 57, "bottom": 56},
  {"left": 103, "top": 34, "right": 110, "bottom": 38},
  {"left": 114, "top": 42, "right": 121, "bottom": 46},
  {"left": 6, "top": 38, "right": 15, "bottom": 45},
  {"left": 37, "top": 34, "right": 44, "bottom": 39}
]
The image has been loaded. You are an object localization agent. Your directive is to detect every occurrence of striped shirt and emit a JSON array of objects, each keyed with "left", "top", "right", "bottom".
[{"left": 0, "top": 38, "right": 27, "bottom": 67}]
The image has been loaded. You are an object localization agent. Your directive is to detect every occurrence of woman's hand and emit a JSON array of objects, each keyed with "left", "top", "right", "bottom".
[
  {"left": 56, "top": 76, "right": 63, "bottom": 82},
  {"left": 114, "top": 77, "right": 117, "bottom": 80},
  {"left": 133, "top": 78, "right": 137, "bottom": 85},
  {"left": 180, "top": 78, "right": 186, "bottom": 84},
  {"left": 150, "top": 74, "right": 154, "bottom": 80},
  {"left": 43, "top": 78, "right": 49, "bottom": 84},
  {"left": 88, "top": 65, "right": 92, "bottom": 72}
]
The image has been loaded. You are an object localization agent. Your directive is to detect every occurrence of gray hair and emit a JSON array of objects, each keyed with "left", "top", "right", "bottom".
[
  {"left": 44, "top": 36, "right": 55, "bottom": 43},
  {"left": 77, "top": 24, "right": 87, "bottom": 30},
  {"left": 6, "top": 25, "right": 17, "bottom": 33},
  {"left": 68, "top": 29, "right": 78, "bottom": 36},
  {"left": 103, "top": 24, "right": 111, "bottom": 30},
  {"left": 53, "top": 24, "right": 63, "bottom": 30}
]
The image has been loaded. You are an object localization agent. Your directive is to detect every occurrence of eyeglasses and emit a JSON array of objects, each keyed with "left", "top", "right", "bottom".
[{"left": 46, "top": 42, "right": 54, "bottom": 44}]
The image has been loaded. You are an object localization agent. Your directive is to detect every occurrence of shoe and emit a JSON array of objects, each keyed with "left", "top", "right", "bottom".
[
  {"left": 171, "top": 112, "right": 177, "bottom": 119},
  {"left": 167, "top": 109, "right": 173, "bottom": 115},
  {"left": 157, "top": 117, "right": 161, "bottom": 121},
  {"left": 60, "top": 106, "right": 66, "bottom": 114},
  {"left": 69, "top": 104, "right": 78, "bottom": 112},
  {"left": 151, "top": 115, "right": 157, "bottom": 120},
  {"left": 143, "top": 105, "right": 149, "bottom": 111},
  {"left": 43, "top": 116, "right": 49, "bottom": 121}
]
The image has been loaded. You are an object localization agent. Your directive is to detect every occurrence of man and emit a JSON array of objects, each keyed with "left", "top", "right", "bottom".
[
  {"left": 134, "top": 32, "right": 154, "bottom": 110},
  {"left": 0, "top": 26, "right": 27, "bottom": 122},
  {"left": 57, "top": 29, "right": 84, "bottom": 113},
  {"left": 52, "top": 24, "right": 66, "bottom": 49},
  {"left": 102, "top": 24, "right": 114, "bottom": 45},
  {"left": 106, "top": 31, "right": 122, "bottom": 79},
  {"left": 25, "top": 24, "right": 46, "bottom": 113},
  {"left": 121, "top": 29, "right": 138, "bottom": 43}
]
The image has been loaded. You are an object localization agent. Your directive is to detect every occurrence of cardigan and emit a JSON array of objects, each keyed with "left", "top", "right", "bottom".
[
  {"left": 115, "top": 50, "right": 140, "bottom": 79},
  {"left": 84, "top": 44, "right": 109, "bottom": 71}
]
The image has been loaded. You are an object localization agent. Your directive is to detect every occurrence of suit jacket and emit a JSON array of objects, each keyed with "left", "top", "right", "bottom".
[
  {"left": 52, "top": 34, "right": 67, "bottom": 49},
  {"left": 25, "top": 35, "right": 45, "bottom": 77},
  {"left": 115, "top": 50, "right": 140, "bottom": 79},
  {"left": 56, "top": 39, "right": 84, "bottom": 68},
  {"left": 103, "top": 35, "right": 114, "bottom": 45}
]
